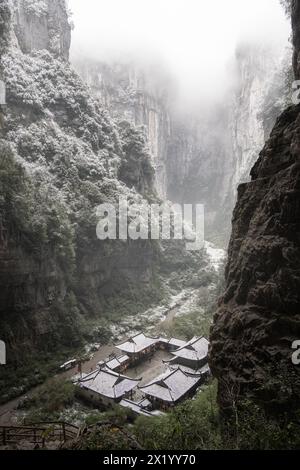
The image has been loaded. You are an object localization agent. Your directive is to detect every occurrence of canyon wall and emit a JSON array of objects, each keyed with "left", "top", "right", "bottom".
[
  {"left": 168, "top": 45, "right": 290, "bottom": 245},
  {"left": 74, "top": 45, "right": 288, "bottom": 246},
  {"left": 74, "top": 60, "right": 172, "bottom": 198},
  {"left": 0, "top": 0, "right": 208, "bottom": 371},
  {"left": 11, "top": 0, "right": 71, "bottom": 59},
  {"left": 210, "top": 1, "right": 300, "bottom": 415},
  {"left": 0, "top": 0, "right": 161, "bottom": 362}
]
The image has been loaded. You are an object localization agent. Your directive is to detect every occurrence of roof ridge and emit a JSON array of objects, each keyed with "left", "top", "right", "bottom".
[
  {"left": 116, "top": 332, "right": 142, "bottom": 346},
  {"left": 167, "top": 387, "right": 175, "bottom": 402},
  {"left": 179, "top": 367, "right": 202, "bottom": 378},
  {"left": 103, "top": 368, "right": 121, "bottom": 378},
  {"left": 102, "top": 368, "right": 140, "bottom": 381},
  {"left": 159, "top": 368, "right": 179, "bottom": 382},
  {"left": 132, "top": 332, "right": 143, "bottom": 339},
  {"left": 78, "top": 367, "right": 103, "bottom": 383},
  {"left": 169, "top": 367, "right": 181, "bottom": 377},
  {"left": 189, "top": 336, "right": 203, "bottom": 346},
  {"left": 141, "top": 367, "right": 180, "bottom": 389},
  {"left": 156, "top": 379, "right": 170, "bottom": 389},
  {"left": 176, "top": 336, "right": 206, "bottom": 352}
]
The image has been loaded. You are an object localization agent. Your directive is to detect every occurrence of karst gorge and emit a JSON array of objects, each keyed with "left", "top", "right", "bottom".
[{"left": 0, "top": 0, "right": 299, "bottom": 452}]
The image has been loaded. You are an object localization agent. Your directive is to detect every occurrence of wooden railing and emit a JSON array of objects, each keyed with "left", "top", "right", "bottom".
[{"left": 0, "top": 421, "right": 80, "bottom": 447}]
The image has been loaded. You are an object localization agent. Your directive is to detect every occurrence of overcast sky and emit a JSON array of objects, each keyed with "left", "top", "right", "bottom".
[{"left": 68, "top": 0, "right": 291, "bottom": 107}]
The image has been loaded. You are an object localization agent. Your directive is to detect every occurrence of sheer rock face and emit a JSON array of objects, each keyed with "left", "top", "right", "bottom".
[
  {"left": 0, "top": 1, "right": 157, "bottom": 360},
  {"left": 74, "top": 60, "right": 171, "bottom": 199},
  {"left": 12, "top": 0, "right": 71, "bottom": 60},
  {"left": 293, "top": 0, "right": 300, "bottom": 79},
  {"left": 75, "top": 47, "right": 285, "bottom": 246},
  {"left": 210, "top": 3, "right": 300, "bottom": 413}
]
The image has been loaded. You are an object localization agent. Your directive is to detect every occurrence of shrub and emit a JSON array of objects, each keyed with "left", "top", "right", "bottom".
[
  {"left": 134, "top": 382, "right": 221, "bottom": 450},
  {"left": 23, "top": 377, "right": 75, "bottom": 423}
]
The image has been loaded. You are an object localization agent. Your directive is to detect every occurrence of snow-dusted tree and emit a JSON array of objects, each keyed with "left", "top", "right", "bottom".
[{"left": 280, "top": 0, "right": 292, "bottom": 17}]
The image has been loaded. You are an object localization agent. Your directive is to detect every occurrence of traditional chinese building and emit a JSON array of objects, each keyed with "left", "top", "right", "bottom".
[
  {"left": 119, "top": 398, "right": 164, "bottom": 417},
  {"left": 159, "top": 337, "right": 186, "bottom": 352},
  {"left": 139, "top": 368, "right": 203, "bottom": 410},
  {"left": 98, "top": 354, "right": 130, "bottom": 374},
  {"left": 168, "top": 336, "right": 209, "bottom": 370},
  {"left": 116, "top": 333, "right": 159, "bottom": 364},
  {"left": 76, "top": 368, "right": 140, "bottom": 408}
]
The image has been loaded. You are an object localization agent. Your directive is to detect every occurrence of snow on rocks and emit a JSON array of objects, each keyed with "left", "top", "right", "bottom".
[{"left": 204, "top": 242, "right": 226, "bottom": 272}]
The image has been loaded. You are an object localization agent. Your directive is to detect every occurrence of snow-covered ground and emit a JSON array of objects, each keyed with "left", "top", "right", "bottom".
[
  {"left": 205, "top": 241, "right": 226, "bottom": 272},
  {"left": 174, "top": 289, "right": 203, "bottom": 318},
  {"left": 109, "top": 289, "right": 194, "bottom": 341},
  {"left": 94, "top": 242, "right": 226, "bottom": 343},
  {"left": 107, "top": 243, "right": 226, "bottom": 341}
]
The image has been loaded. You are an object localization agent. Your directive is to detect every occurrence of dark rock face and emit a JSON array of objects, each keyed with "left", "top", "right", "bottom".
[
  {"left": 210, "top": 3, "right": 300, "bottom": 413},
  {"left": 292, "top": 0, "right": 300, "bottom": 79}
]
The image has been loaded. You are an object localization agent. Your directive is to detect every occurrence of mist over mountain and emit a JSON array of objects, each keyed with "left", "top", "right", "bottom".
[
  {"left": 0, "top": 0, "right": 299, "bottom": 453},
  {"left": 70, "top": 1, "right": 292, "bottom": 245},
  {"left": 69, "top": 0, "right": 290, "bottom": 109}
]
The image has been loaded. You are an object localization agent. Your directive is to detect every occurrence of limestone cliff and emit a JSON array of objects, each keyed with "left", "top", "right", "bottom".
[
  {"left": 210, "top": 1, "right": 300, "bottom": 415},
  {"left": 74, "top": 60, "right": 172, "bottom": 198},
  {"left": 0, "top": 0, "right": 159, "bottom": 364},
  {"left": 168, "top": 46, "right": 289, "bottom": 245},
  {"left": 218, "top": 44, "right": 292, "bottom": 243},
  {"left": 12, "top": 0, "right": 71, "bottom": 59},
  {"left": 0, "top": 0, "right": 208, "bottom": 378},
  {"left": 74, "top": 46, "right": 288, "bottom": 247}
]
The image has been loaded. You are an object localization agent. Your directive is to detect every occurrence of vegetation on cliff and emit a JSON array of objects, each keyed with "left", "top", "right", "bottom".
[
  {"left": 0, "top": 0, "right": 213, "bottom": 409},
  {"left": 133, "top": 381, "right": 300, "bottom": 450}
]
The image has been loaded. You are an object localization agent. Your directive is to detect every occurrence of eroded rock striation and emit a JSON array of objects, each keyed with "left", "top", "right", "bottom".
[{"left": 210, "top": 1, "right": 300, "bottom": 414}]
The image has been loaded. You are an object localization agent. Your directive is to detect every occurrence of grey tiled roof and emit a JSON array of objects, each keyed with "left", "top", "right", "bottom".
[
  {"left": 78, "top": 368, "right": 140, "bottom": 399},
  {"left": 116, "top": 333, "right": 159, "bottom": 354},
  {"left": 168, "top": 362, "right": 211, "bottom": 376},
  {"left": 105, "top": 354, "right": 130, "bottom": 370},
  {"left": 171, "top": 337, "right": 209, "bottom": 362},
  {"left": 139, "top": 368, "right": 202, "bottom": 403}
]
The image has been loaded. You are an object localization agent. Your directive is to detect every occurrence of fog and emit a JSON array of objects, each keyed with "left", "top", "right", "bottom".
[{"left": 68, "top": 0, "right": 291, "bottom": 108}]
